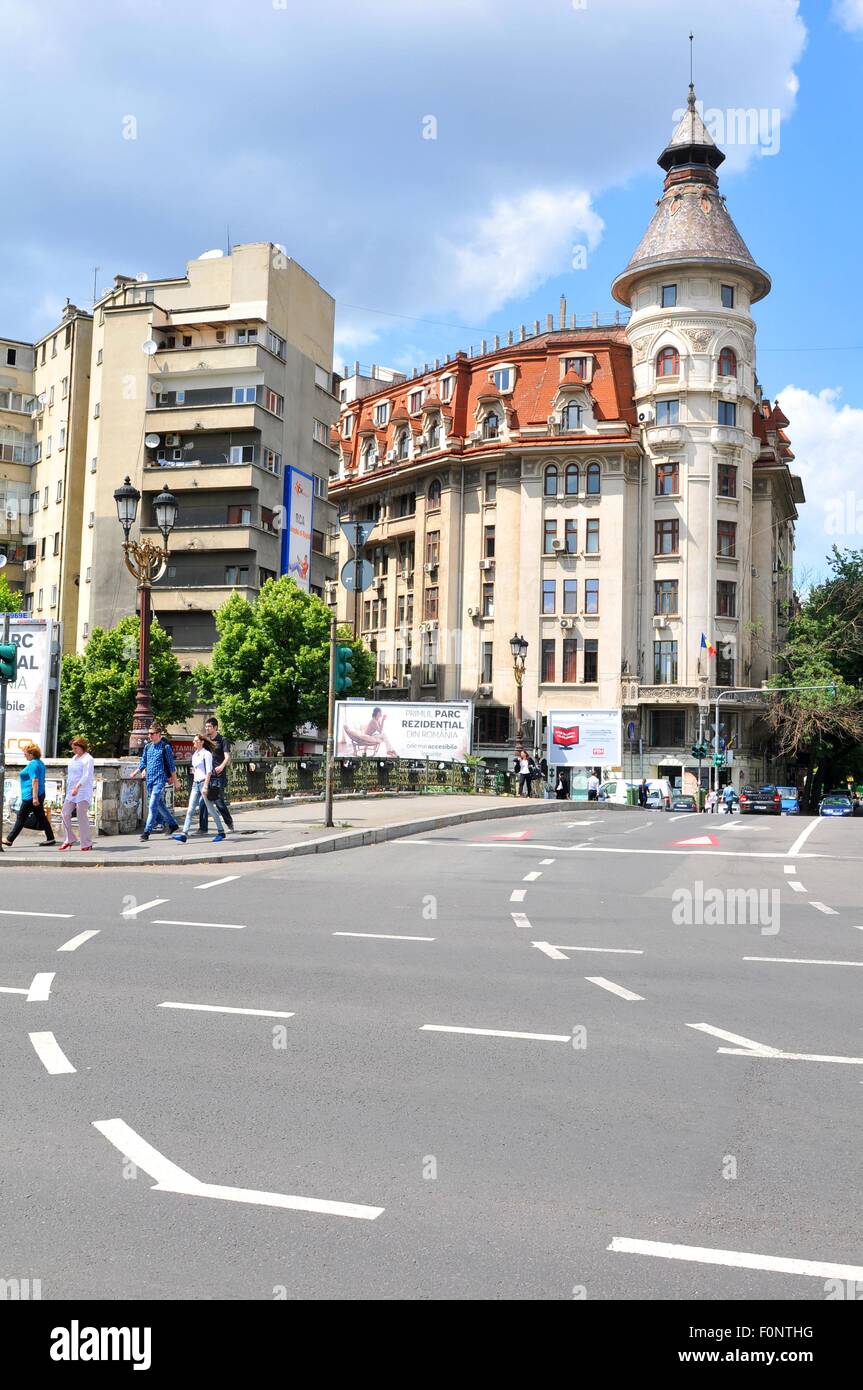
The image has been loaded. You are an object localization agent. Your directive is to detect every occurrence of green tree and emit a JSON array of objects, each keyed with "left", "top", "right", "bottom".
[
  {"left": 0, "top": 575, "right": 23, "bottom": 613},
  {"left": 195, "top": 576, "right": 374, "bottom": 747},
  {"left": 58, "top": 615, "right": 192, "bottom": 755}
]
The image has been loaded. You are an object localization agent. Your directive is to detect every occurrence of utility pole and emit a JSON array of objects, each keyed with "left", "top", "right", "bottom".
[
  {"left": 323, "top": 608, "right": 337, "bottom": 828},
  {"left": 0, "top": 613, "right": 10, "bottom": 852}
]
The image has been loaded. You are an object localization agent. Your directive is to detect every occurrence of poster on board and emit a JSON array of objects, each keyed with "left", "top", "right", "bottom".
[
  {"left": 281, "top": 467, "right": 314, "bottom": 592},
  {"left": 335, "top": 701, "right": 472, "bottom": 761},
  {"left": 547, "top": 708, "right": 622, "bottom": 767}
]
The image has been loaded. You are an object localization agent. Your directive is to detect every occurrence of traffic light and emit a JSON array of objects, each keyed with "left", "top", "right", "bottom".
[
  {"left": 713, "top": 752, "right": 726, "bottom": 768},
  {"left": 691, "top": 742, "right": 709, "bottom": 760},
  {"left": 0, "top": 642, "right": 16, "bottom": 683},
  {"left": 335, "top": 644, "right": 354, "bottom": 694}
]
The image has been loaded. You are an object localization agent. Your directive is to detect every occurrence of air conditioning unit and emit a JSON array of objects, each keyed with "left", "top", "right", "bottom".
[
  {"left": 399, "top": 623, "right": 410, "bottom": 637},
  {"left": 469, "top": 429, "right": 482, "bottom": 442},
  {"left": 480, "top": 558, "right": 494, "bottom": 570},
  {"left": 560, "top": 617, "right": 575, "bottom": 630},
  {"left": 467, "top": 606, "right": 478, "bottom": 617},
  {"left": 215, "top": 330, "right": 225, "bottom": 343},
  {"left": 5, "top": 508, "right": 17, "bottom": 522},
  {"left": 653, "top": 615, "right": 667, "bottom": 628},
  {"left": 165, "top": 433, "right": 181, "bottom": 446},
  {"left": 551, "top": 539, "right": 565, "bottom": 552},
  {"left": 478, "top": 684, "right": 493, "bottom": 698},
  {"left": 423, "top": 562, "right": 437, "bottom": 575},
  {"left": 23, "top": 559, "right": 36, "bottom": 572},
  {"left": 400, "top": 568, "right": 411, "bottom": 581},
  {"left": 637, "top": 405, "right": 655, "bottom": 424},
  {"left": 374, "top": 577, "right": 385, "bottom": 591},
  {"left": 387, "top": 449, "right": 397, "bottom": 462}
]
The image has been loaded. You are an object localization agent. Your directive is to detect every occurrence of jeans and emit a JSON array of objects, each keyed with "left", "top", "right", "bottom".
[
  {"left": 144, "top": 784, "right": 178, "bottom": 834},
  {"left": 184, "top": 782, "right": 224, "bottom": 836},
  {"left": 61, "top": 798, "right": 92, "bottom": 847},
  {"left": 198, "top": 791, "right": 233, "bottom": 833}
]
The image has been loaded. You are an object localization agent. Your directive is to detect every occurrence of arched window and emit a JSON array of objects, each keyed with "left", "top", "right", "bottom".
[
  {"left": 562, "top": 402, "right": 583, "bottom": 431},
  {"left": 718, "top": 346, "right": 737, "bottom": 377},
  {"left": 427, "top": 418, "right": 440, "bottom": 450},
  {"left": 656, "top": 346, "right": 680, "bottom": 377},
  {"left": 565, "top": 463, "right": 579, "bottom": 495},
  {"left": 427, "top": 479, "right": 442, "bottom": 509},
  {"left": 544, "top": 464, "right": 559, "bottom": 496},
  {"left": 482, "top": 412, "right": 499, "bottom": 440},
  {"left": 397, "top": 429, "right": 410, "bottom": 460},
  {"left": 586, "top": 462, "right": 601, "bottom": 495},
  {"left": 363, "top": 442, "right": 376, "bottom": 471}
]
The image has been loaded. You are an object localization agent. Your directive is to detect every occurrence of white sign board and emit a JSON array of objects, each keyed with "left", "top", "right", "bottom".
[
  {"left": 1, "top": 617, "right": 57, "bottom": 761},
  {"left": 335, "top": 701, "right": 472, "bottom": 762},
  {"left": 282, "top": 467, "right": 314, "bottom": 592},
  {"left": 547, "top": 708, "right": 622, "bottom": 767}
]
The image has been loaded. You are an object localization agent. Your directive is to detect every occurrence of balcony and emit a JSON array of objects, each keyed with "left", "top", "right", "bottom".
[
  {"left": 645, "top": 425, "right": 683, "bottom": 452},
  {"left": 151, "top": 342, "right": 263, "bottom": 375},
  {"left": 151, "top": 584, "right": 258, "bottom": 614},
  {"left": 143, "top": 459, "right": 280, "bottom": 492},
  {"left": 144, "top": 523, "right": 279, "bottom": 555}
]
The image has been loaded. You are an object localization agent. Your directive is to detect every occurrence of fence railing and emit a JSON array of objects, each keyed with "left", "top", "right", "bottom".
[{"left": 171, "top": 756, "right": 517, "bottom": 806}]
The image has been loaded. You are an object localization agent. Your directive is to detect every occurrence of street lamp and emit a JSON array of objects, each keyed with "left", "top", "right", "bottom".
[
  {"left": 113, "top": 475, "right": 178, "bottom": 754},
  {"left": 510, "top": 632, "right": 529, "bottom": 746}
]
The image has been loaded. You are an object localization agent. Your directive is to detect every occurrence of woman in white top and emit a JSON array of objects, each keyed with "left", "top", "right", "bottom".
[
  {"left": 60, "top": 735, "right": 96, "bottom": 851},
  {"left": 172, "top": 734, "right": 226, "bottom": 843}
]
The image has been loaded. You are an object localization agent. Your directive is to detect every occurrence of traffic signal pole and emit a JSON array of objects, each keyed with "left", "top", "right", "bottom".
[
  {"left": 324, "top": 609, "right": 337, "bottom": 829},
  {"left": 0, "top": 613, "right": 11, "bottom": 853}
]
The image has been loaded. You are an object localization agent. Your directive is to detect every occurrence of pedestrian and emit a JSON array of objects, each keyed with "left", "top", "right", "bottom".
[
  {"left": 722, "top": 784, "right": 736, "bottom": 815},
  {"left": 517, "top": 749, "right": 531, "bottom": 797},
  {"left": 174, "top": 734, "right": 227, "bottom": 844},
  {"left": 198, "top": 715, "right": 235, "bottom": 834},
  {"left": 555, "top": 769, "right": 569, "bottom": 800},
  {"left": 58, "top": 735, "right": 95, "bottom": 851},
  {"left": 587, "top": 771, "right": 600, "bottom": 802},
  {"left": 132, "top": 720, "right": 180, "bottom": 841},
  {"left": 705, "top": 788, "right": 717, "bottom": 814},
  {"left": 4, "top": 742, "right": 55, "bottom": 846},
  {"left": 638, "top": 778, "right": 649, "bottom": 807}
]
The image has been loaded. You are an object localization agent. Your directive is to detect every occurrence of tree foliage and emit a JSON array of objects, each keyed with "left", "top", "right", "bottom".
[
  {"left": 58, "top": 615, "right": 192, "bottom": 756},
  {"left": 0, "top": 576, "right": 23, "bottom": 613},
  {"left": 194, "top": 576, "right": 374, "bottom": 746}
]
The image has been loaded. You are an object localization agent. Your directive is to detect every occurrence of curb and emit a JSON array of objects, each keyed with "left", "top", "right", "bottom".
[{"left": 0, "top": 799, "right": 579, "bottom": 869}]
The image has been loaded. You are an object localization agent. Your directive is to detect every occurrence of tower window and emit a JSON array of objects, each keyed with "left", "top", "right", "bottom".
[
  {"left": 718, "top": 400, "right": 737, "bottom": 427},
  {"left": 656, "top": 347, "right": 680, "bottom": 377},
  {"left": 721, "top": 285, "right": 735, "bottom": 309},
  {"left": 661, "top": 285, "right": 677, "bottom": 308},
  {"left": 718, "top": 347, "right": 737, "bottom": 377}
]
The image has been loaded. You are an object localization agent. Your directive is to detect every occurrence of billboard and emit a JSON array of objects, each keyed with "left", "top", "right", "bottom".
[
  {"left": 335, "top": 701, "right": 472, "bottom": 762},
  {"left": 547, "top": 708, "right": 622, "bottom": 767},
  {"left": 281, "top": 466, "right": 314, "bottom": 592},
  {"left": 1, "top": 617, "right": 60, "bottom": 760}
]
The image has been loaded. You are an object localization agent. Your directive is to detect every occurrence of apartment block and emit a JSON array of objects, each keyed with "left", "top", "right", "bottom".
[{"left": 0, "top": 337, "right": 37, "bottom": 595}]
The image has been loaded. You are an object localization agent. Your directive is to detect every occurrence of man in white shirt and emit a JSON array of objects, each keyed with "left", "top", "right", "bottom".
[{"left": 587, "top": 773, "right": 600, "bottom": 801}]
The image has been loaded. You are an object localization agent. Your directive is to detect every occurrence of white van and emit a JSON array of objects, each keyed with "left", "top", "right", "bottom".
[{"left": 598, "top": 777, "right": 673, "bottom": 810}]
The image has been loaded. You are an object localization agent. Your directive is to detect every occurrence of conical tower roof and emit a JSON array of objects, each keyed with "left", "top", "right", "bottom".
[{"left": 612, "top": 86, "right": 770, "bottom": 305}]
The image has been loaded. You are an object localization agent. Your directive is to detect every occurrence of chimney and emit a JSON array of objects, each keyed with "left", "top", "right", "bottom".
[
  {"left": 559, "top": 295, "right": 566, "bottom": 330},
  {"left": 569, "top": 313, "right": 576, "bottom": 330},
  {"left": 519, "top": 325, "right": 526, "bottom": 341},
  {"left": 493, "top": 335, "right": 500, "bottom": 350},
  {"left": 534, "top": 320, "right": 540, "bottom": 335},
  {"left": 546, "top": 314, "right": 554, "bottom": 332}
]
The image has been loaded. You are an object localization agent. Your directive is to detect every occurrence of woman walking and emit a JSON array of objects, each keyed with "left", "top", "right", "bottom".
[
  {"left": 59, "top": 736, "right": 95, "bottom": 851},
  {"left": 172, "top": 734, "right": 227, "bottom": 843},
  {"left": 5, "top": 742, "right": 55, "bottom": 846}
]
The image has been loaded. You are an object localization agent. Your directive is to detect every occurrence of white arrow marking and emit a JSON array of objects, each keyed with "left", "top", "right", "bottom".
[
  {"left": 531, "top": 941, "right": 568, "bottom": 960},
  {"left": 26, "top": 972, "right": 55, "bottom": 1002},
  {"left": 586, "top": 977, "right": 644, "bottom": 1001},
  {"left": 30, "top": 1032, "right": 76, "bottom": 1075},
  {"left": 58, "top": 930, "right": 100, "bottom": 952},
  {"left": 532, "top": 941, "right": 643, "bottom": 960},
  {"left": 608, "top": 1237, "right": 863, "bottom": 1282},
  {"left": 688, "top": 1021, "right": 863, "bottom": 1065}
]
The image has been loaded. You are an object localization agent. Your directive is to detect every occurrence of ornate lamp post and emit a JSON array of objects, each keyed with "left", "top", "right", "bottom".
[
  {"left": 509, "top": 632, "right": 529, "bottom": 747},
  {"left": 113, "top": 476, "right": 178, "bottom": 754}
]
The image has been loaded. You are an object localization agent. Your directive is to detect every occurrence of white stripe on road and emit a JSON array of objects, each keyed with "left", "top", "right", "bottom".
[
  {"left": 811, "top": 902, "right": 838, "bottom": 915},
  {"left": 511, "top": 913, "right": 532, "bottom": 929},
  {"left": 152, "top": 919, "right": 246, "bottom": 930},
  {"left": 159, "top": 1002, "right": 295, "bottom": 1019},
  {"left": 784, "top": 865, "right": 796, "bottom": 874},
  {"left": 688, "top": 1020, "right": 863, "bottom": 1065},
  {"left": 0, "top": 909, "right": 74, "bottom": 919},
  {"left": 789, "top": 881, "right": 806, "bottom": 892},
  {"left": 93, "top": 1118, "right": 383, "bottom": 1220},
  {"left": 523, "top": 871, "right": 542, "bottom": 882},
  {"left": 585, "top": 976, "right": 644, "bottom": 1002},
  {"left": 623, "top": 821, "right": 652, "bottom": 833},
  {"left": 744, "top": 956, "right": 863, "bottom": 968},
  {"left": 122, "top": 898, "right": 169, "bottom": 918},
  {"left": 395, "top": 841, "right": 827, "bottom": 860},
  {"left": 194, "top": 875, "right": 241, "bottom": 891},
  {"left": 608, "top": 1236, "right": 863, "bottom": 1283},
  {"left": 532, "top": 941, "right": 643, "bottom": 960},
  {"left": 0, "top": 986, "right": 28, "bottom": 995},
  {"left": 687, "top": 1022, "right": 780, "bottom": 1056},
  {"left": 509, "top": 889, "right": 526, "bottom": 903},
  {"left": 57, "top": 930, "right": 100, "bottom": 953},
  {"left": 332, "top": 932, "right": 435, "bottom": 941},
  {"left": 539, "top": 858, "right": 556, "bottom": 865},
  {"left": 787, "top": 818, "right": 821, "bottom": 857},
  {"left": 29, "top": 1031, "right": 76, "bottom": 1074},
  {"left": 26, "top": 972, "right": 55, "bottom": 1002},
  {"left": 421, "top": 1024, "right": 571, "bottom": 1043}
]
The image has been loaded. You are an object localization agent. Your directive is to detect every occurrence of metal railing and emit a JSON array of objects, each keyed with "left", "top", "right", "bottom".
[{"left": 171, "top": 756, "right": 518, "bottom": 805}]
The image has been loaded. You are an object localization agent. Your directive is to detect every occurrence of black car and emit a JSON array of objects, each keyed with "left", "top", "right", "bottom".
[{"left": 739, "top": 785, "right": 782, "bottom": 815}]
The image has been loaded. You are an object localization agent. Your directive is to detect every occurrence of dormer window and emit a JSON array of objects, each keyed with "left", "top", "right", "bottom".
[
  {"left": 718, "top": 347, "right": 737, "bottom": 377},
  {"left": 427, "top": 418, "right": 440, "bottom": 450},
  {"left": 440, "top": 375, "right": 454, "bottom": 403},
  {"left": 562, "top": 356, "right": 589, "bottom": 380},
  {"left": 492, "top": 367, "right": 512, "bottom": 393},
  {"left": 363, "top": 441, "right": 377, "bottom": 471},
  {"left": 342, "top": 414, "right": 353, "bottom": 438},
  {"left": 656, "top": 347, "right": 680, "bottom": 377},
  {"left": 562, "top": 402, "right": 583, "bottom": 432},
  {"left": 374, "top": 402, "right": 389, "bottom": 427},
  {"left": 409, "top": 389, "right": 424, "bottom": 414},
  {"left": 482, "top": 412, "right": 500, "bottom": 440},
  {"left": 661, "top": 285, "right": 677, "bottom": 308},
  {"left": 396, "top": 429, "right": 410, "bottom": 460}
]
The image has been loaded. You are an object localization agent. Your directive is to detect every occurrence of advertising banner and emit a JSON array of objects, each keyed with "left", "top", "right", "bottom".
[
  {"left": 281, "top": 467, "right": 314, "bottom": 592},
  {"left": 547, "top": 708, "right": 622, "bottom": 767},
  {"left": 335, "top": 700, "right": 472, "bottom": 761},
  {"left": 1, "top": 617, "right": 57, "bottom": 760}
]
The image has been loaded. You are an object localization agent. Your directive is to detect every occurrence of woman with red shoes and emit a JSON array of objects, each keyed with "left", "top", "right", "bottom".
[{"left": 58, "top": 736, "right": 95, "bottom": 851}]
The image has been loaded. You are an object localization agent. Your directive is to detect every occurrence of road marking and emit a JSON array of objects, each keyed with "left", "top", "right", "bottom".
[
  {"left": 57, "top": 930, "right": 100, "bottom": 953},
  {"left": 789, "top": 881, "right": 806, "bottom": 892},
  {"left": 122, "top": 898, "right": 169, "bottom": 918},
  {"left": 332, "top": 931, "right": 435, "bottom": 941},
  {"left": 672, "top": 834, "right": 719, "bottom": 847},
  {"left": 788, "top": 818, "right": 821, "bottom": 857},
  {"left": 784, "top": 865, "right": 796, "bottom": 874},
  {"left": 687, "top": 1022, "right": 779, "bottom": 1056},
  {"left": 0, "top": 909, "right": 74, "bottom": 919},
  {"left": 491, "top": 830, "right": 533, "bottom": 840},
  {"left": 151, "top": 919, "right": 246, "bottom": 930},
  {"left": 0, "top": 986, "right": 28, "bottom": 996},
  {"left": 509, "top": 889, "right": 526, "bottom": 903},
  {"left": 539, "top": 858, "right": 556, "bottom": 865},
  {"left": 395, "top": 840, "right": 827, "bottom": 860},
  {"left": 623, "top": 820, "right": 652, "bottom": 833},
  {"left": 607, "top": 1236, "right": 863, "bottom": 1283},
  {"left": 159, "top": 1002, "right": 296, "bottom": 1019},
  {"left": 420, "top": 1024, "right": 571, "bottom": 1043},
  {"left": 811, "top": 902, "right": 838, "bottom": 915},
  {"left": 194, "top": 875, "right": 241, "bottom": 891},
  {"left": 688, "top": 1020, "right": 863, "bottom": 1065},
  {"left": 523, "top": 871, "right": 542, "bottom": 882},
  {"left": 586, "top": 976, "right": 644, "bottom": 1001},
  {"left": 29, "top": 1031, "right": 76, "bottom": 1075},
  {"left": 566, "top": 819, "right": 604, "bottom": 827},
  {"left": 532, "top": 941, "right": 643, "bottom": 960},
  {"left": 93, "top": 1118, "right": 384, "bottom": 1220},
  {"left": 26, "top": 972, "right": 55, "bottom": 1002},
  {"left": 744, "top": 956, "right": 863, "bottom": 968},
  {"left": 510, "top": 913, "right": 532, "bottom": 929}
]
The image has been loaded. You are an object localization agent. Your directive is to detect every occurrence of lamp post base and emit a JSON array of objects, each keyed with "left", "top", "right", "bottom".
[{"left": 128, "top": 683, "right": 154, "bottom": 756}]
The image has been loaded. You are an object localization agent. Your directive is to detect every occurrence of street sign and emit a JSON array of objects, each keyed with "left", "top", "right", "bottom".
[
  {"left": 340, "top": 520, "right": 376, "bottom": 549},
  {"left": 340, "top": 559, "right": 374, "bottom": 593},
  {"left": 627, "top": 720, "right": 637, "bottom": 740}
]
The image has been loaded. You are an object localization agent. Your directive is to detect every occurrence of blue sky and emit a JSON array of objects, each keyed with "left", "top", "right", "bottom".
[{"left": 2, "top": 0, "right": 861, "bottom": 580}]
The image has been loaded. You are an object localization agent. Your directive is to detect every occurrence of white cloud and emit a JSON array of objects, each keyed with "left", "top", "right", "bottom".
[
  {"left": 833, "top": 0, "right": 863, "bottom": 33},
  {"left": 774, "top": 385, "right": 863, "bottom": 581}
]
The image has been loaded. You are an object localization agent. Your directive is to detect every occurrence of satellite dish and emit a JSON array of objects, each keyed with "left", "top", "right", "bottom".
[
  {"left": 142, "top": 339, "right": 159, "bottom": 356},
  {"left": 0, "top": 555, "right": 7, "bottom": 569},
  {"left": 198, "top": 249, "right": 224, "bottom": 260},
  {"left": 144, "top": 433, "right": 161, "bottom": 448}
]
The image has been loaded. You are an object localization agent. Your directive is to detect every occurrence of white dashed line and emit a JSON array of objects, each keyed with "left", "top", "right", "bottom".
[
  {"left": 57, "top": 930, "right": 100, "bottom": 952},
  {"left": 539, "top": 859, "right": 556, "bottom": 865},
  {"left": 26, "top": 972, "right": 55, "bottom": 1003},
  {"left": 585, "top": 977, "right": 644, "bottom": 1002},
  {"left": 122, "top": 898, "right": 169, "bottom": 918},
  {"left": 29, "top": 1031, "right": 76, "bottom": 1075},
  {"left": 608, "top": 1237, "right": 863, "bottom": 1283},
  {"left": 333, "top": 932, "right": 435, "bottom": 941},
  {"left": 510, "top": 913, "right": 532, "bottom": 929},
  {"left": 421, "top": 1024, "right": 571, "bottom": 1043},
  {"left": 811, "top": 902, "right": 838, "bottom": 915},
  {"left": 789, "top": 881, "right": 806, "bottom": 892},
  {"left": 509, "top": 889, "right": 526, "bottom": 903},
  {"left": 158, "top": 1002, "right": 295, "bottom": 1019},
  {"left": 152, "top": 919, "right": 246, "bottom": 930},
  {"left": 0, "top": 909, "right": 74, "bottom": 919},
  {"left": 744, "top": 956, "right": 863, "bottom": 969},
  {"left": 784, "top": 865, "right": 796, "bottom": 875},
  {"left": 523, "top": 871, "right": 542, "bottom": 882},
  {"left": 194, "top": 875, "right": 241, "bottom": 891}
]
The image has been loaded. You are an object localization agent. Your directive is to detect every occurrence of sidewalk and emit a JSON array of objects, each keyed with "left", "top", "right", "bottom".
[{"left": 1, "top": 794, "right": 575, "bottom": 868}]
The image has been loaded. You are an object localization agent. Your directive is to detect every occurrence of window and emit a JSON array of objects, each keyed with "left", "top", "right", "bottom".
[
  {"left": 583, "top": 639, "right": 598, "bottom": 683},
  {"left": 655, "top": 518, "right": 679, "bottom": 555},
  {"left": 396, "top": 429, "right": 410, "bottom": 461},
  {"left": 342, "top": 414, "right": 353, "bottom": 438},
  {"left": 656, "top": 346, "right": 680, "bottom": 377},
  {"left": 374, "top": 402, "right": 389, "bottom": 427},
  {"left": 225, "top": 566, "right": 249, "bottom": 585},
  {"left": 371, "top": 545, "right": 389, "bottom": 577},
  {"left": 427, "top": 418, "right": 440, "bottom": 449},
  {"left": 425, "top": 531, "right": 440, "bottom": 566},
  {"left": 563, "top": 356, "right": 588, "bottom": 378},
  {"left": 424, "top": 587, "right": 439, "bottom": 621},
  {"left": 481, "top": 641, "right": 494, "bottom": 684},
  {"left": 263, "top": 449, "right": 282, "bottom": 475},
  {"left": 716, "top": 580, "right": 737, "bottom": 617},
  {"left": 314, "top": 364, "right": 331, "bottom": 392},
  {"left": 61, "top": 377, "right": 68, "bottom": 399},
  {"left": 482, "top": 412, "right": 499, "bottom": 440},
  {"left": 312, "top": 418, "right": 328, "bottom": 445},
  {"left": 363, "top": 441, "right": 376, "bottom": 472},
  {"left": 259, "top": 567, "right": 276, "bottom": 587},
  {"left": 440, "top": 376, "right": 454, "bottom": 403},
  {"left": 721, "top": 284, "right": 735, "bottom": 309},
  {"left": 563, "top": 579, "right": 577, "bottom": 614},
  {"left": 88, "top": 511, "right": 94, "bottom": 528},
  {"left": 421, "top": 631, "right": 437, "bottom": 685},
  {"left": 542, "top": 580, "right": 556, "bottom": 614},
  {"left": 183, "top": 336, "right": 192, "bottom": 347},
  {"left": 563, "top": 638, "right": 578, "bottom": 683},
  {"left": 718, "top": 400, "right": 737, "bottom": 426},
  {"left": 492, "top": 367, "right": 512, "bottom": 392},
  {"left": 37, "top": 589, "right": 43, "bottom": 610},
  {"left": 484, "top": 524, "right": 495, "bottom": 558},
  {"left": 485, "top": 471, "right": 497, "bottom": 502},
  {"left": 654, "top": 579, "right": 678, "bottom": 615},
  {"left": 718, "top": 347, "right": 737, "bottom": 377},
  {"left": 51, "top": 334, "right": 57, "bottom": 357},
  {"left": 717, "top": 520, "right": 737, "bottom": 558},
  {"left": 46, "top": 436, "right": 53, "bottom": 457},
  {"left": 85, "top": 567, "right": 91, "bottom": 583},
  {"left": 655, "top": 461, "right": 679, "bottom": 496},
  {"left": 427, "top": 479, "right": 442, "bottom": 509},
  {"left": 585, "top": 518, "right": 600, "bottom": 553},
  {"left": 398, "top": 491, "right": 416, "bottom": 518},
  {"left": 656, "top": 399, "right": 679, "bottom": 425},
  {"left": 409, "top": 389, "right": 424, "bottom": 413},
  {"left": 236, "top": 326, "right": 258, "bottom": 345},
  {"left": 267, "top": 330, "right": 286, "bottom": 359},
  {"left": 544, "top": 519, "right": 558, "bottom": 553},
  {"left": 654, "top": 639, "right": 678, "bottom": 684},
  {"left": 49, "top": 385, "right": 55, "bottom": 407},
  {"left": 229, "top": 444, "right": 255, "bottom": 464},
  {"left": 96, "top": 349, "right": 103, "bottom": 365},
  {"left": 565, "top": 518, "right": 577, "bottom": 554},
  {"left": 586, "top": 462, "right": 601, "bottom": 495},
  {"left": 53, "top": 532, "right": 60, "bottom": 555},
  {"left": 718, "top": 463, "right": 737, "bottom": 498},
  {"left": 716, "top": 642, "right": 735, "bottom": 687},
  {"left": 564, "top": 463, "right": 579, "bottom": 495},
  {"left": 482, "top": 582, "right": 494, "bottom": 618},
  {"left": 661, "top": 284, "right": 677, "bottom": 308},
  {"left": 585, "top": 578, "right": 599, "bottom": 614},
  {"left": 541, "top": 638, "right": 556, "bottom": 683},
  {"left": 263, "top": 387, "right": 283, "bottom": 416},
  {"left": 261, "top": 507, "right": 277, "bottom": 532},
  {"left": 651, "top": 710, "right": 685, "bottom": 746},
  {"left": 65, "top": 323, "right": 72, "bottom": 348},
  {"left": 40, "top": 537, "right": 46, "bottom": 559},
  {"left": 232, "top": 386, "right": 256, "bottom": 404},
  {"left": 227, "top": 505, "right": 252, "bottom": 526},
  {"left": 5, "top": 348, "right": 15, "bottom": 366},
  {"left": 544, "top": 464, "right": 559, "bottom": 497},
  {"left": 90, "top": 456, "right": 97, "bottom": 473},
  {"left": 562, "top": 402, "right": 583, "bottom": 431}
]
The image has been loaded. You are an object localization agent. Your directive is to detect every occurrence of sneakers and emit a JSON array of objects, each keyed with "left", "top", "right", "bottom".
[
  {"left": 172, "top": 833, "right": 188, "bottom": 843},
  {"left": 212, "top": 833, "right": 226, "bottom": 843},
  {"left": 139, "top": 832, "right": 149, "bottom": 841},
  {"left": 168, "top": 823, "right": 180, "bottom": 834}
]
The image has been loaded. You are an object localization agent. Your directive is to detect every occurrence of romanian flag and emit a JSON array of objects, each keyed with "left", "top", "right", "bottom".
[{"left": 700, "top": 633, "right": 717, "bottom": 657}]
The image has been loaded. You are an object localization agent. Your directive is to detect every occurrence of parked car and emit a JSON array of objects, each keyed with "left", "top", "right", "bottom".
[
  {"left": 819, "top": 792, "right": 854, "bottom": 817},
  {"left": 739, "top": 785, "right": 782, "bottom": 815},
  {"left": 644, "top": 788, "right": 667, "bottom": 810},
  {"left": 598, "top": 777, "right": 672, "bottom": 809},
  {"left": 776, "top": 786, "right": 800, "bottom": 815},
  {"left": 670, "top": 793, "right": 698, "bottom": 813}
]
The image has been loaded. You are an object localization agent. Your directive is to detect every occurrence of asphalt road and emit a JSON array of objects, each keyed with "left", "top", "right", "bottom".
[{"left": 1, "top": 805, "right": 861, "bottom": 1300}]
